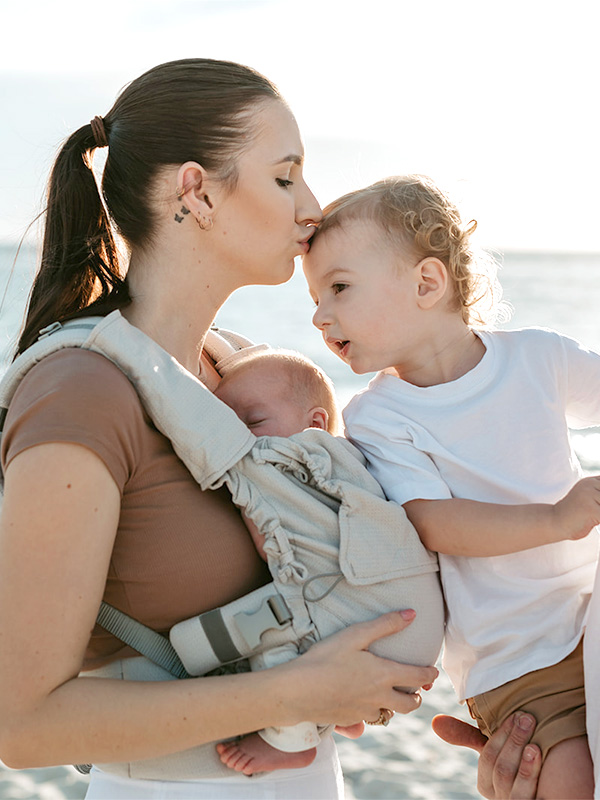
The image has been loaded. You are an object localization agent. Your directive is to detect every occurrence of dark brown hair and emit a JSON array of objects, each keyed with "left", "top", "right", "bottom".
[{"left": 17, "top": 59, "right": 282, "bottom": 355}]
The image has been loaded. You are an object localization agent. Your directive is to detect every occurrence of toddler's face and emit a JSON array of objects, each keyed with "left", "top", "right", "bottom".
[
  {"left": 303, "top": 222, "right": 422, "bottom": 375},
  {"left": 215, "top": 364, "right": 313, "bottom": 437}
]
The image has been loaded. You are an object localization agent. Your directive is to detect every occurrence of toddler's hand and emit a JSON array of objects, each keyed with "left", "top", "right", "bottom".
[{"left": 552, "top": 475, "right": 600, "bottom": 540}]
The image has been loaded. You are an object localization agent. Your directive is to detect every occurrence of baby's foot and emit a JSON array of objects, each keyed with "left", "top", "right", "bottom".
[{"left": 216, "top": 732, "right": 317, "bottom": 775}]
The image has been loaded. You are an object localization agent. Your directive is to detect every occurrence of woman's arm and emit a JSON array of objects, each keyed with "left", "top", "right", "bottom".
[
  {"left": 0, "top": 442, "right": 436, "bottom": 768},
  {"left": 404, "top": 476, "right": 600, "bottom": 556}
]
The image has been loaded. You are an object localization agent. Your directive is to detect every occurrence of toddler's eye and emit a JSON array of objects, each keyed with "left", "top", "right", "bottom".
[
  {"left": 332, "top": 283, "right": 348, "bottom": 294},
  {"left": 276, "top": 178, "right": 293, "bottom": 188}
]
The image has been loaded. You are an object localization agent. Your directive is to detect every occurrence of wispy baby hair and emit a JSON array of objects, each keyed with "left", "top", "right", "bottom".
[
  {"left": 221, "top": 348, "right": 340, "bottom": 435},
  {"left": 314, "top": 175, "right": 507, "bottom": 327}
]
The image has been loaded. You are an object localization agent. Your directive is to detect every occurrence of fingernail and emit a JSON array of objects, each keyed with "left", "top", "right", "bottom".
[
  {"left": 516, "top": 714, "right": 533, "bottom": 731},
  {"left": 524, "top": 746, "right": 536, "bottom": 761},
  {"left": 400, "top": 609, "right": 416, "bottom": 620}
]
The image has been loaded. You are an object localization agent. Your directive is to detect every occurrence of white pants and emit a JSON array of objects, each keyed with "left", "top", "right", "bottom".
[{"left": 84, "top": 738, "right": 343, "bottom": 800}]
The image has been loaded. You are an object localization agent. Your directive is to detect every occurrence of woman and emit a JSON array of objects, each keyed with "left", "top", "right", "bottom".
[{"left": 0, "top": 59, "right": 540, "bottom": 799}]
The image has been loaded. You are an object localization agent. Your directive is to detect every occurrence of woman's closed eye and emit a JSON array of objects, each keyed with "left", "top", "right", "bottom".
[{"left": 332, "top": 283, "right": 348, "bottom": 295}]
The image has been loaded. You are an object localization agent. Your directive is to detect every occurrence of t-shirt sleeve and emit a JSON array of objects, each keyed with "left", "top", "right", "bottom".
[
  {"left": 558, "top": 333, "right": 600, "bottom": 428},
  {"left": 1, "top": 349, "right": 145, "bottom": 491},
  {"left": 343, "top": 390, "right": 452, "bottom": 506}
]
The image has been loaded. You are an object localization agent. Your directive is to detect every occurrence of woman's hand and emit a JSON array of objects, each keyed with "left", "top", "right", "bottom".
[
  {"left": 432, "top": 713, "right": 542, "bottom": 799},
  {"left": 285, "top": 610, "right": 439, "bottom": 728}
]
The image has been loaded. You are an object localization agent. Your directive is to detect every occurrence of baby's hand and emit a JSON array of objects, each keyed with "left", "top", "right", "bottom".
[{"left": 552, "top": 476, "right": 600, "bottom": 540}]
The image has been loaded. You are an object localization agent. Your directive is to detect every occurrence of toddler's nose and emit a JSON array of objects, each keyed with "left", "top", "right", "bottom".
[{"left": 312, "top": 305, "right": 327, "bottom": 330}]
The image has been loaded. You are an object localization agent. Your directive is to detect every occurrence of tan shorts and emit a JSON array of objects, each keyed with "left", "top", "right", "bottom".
[{"left": 466, "top": 639, "right": 586, "bottom": 760}]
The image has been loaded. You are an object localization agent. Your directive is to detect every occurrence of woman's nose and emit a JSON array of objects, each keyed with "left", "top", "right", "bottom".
[{"left": 297, "top": 180, "right": 323, "bottom": 227}]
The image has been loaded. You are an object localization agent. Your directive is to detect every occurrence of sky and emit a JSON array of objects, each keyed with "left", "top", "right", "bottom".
[{"left": 1, "top": 0, "right": 599, "bottom": 252}]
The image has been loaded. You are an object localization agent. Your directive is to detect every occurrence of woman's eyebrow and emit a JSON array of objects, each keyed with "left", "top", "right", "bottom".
[{"left": 273, "top": 154, "right": 303, "bottom": 166}]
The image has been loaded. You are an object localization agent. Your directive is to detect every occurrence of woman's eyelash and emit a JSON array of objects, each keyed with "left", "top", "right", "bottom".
[{"left": 276, "top": 178, "right": 293, "bottom": 188}]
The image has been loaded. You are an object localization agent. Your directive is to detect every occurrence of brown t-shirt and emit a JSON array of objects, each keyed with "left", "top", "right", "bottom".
[{"left": 1, "top": 349, "right": 270, "bottom": 670}]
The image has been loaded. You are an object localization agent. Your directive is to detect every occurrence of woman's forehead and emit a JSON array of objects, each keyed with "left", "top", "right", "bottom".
[{"left": 244, "top": 100, "right": 303, "bottom": 161}]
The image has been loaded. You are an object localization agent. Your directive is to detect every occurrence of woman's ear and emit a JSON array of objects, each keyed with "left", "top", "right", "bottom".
[
  {"left": 175, "top": 161, "right": 215, "bottom": 219},
  {"left": 309, "top": 407, "right": 329, "bottom": 431},
  {"left": 414, "top": 257, "right": 449, "bottom": 309}
]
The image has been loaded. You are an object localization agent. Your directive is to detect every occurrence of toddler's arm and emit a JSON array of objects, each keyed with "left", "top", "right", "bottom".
[{"left": 405, "top": 475, "right": 600, "bottom": 556}]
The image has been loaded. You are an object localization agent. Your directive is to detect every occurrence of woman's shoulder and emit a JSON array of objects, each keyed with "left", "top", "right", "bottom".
[
  {"left": 3, "top": 348, "right": 148, "bottom": 484},
  {"left": 13, "top": 347, "right": 141, "bottom": 408}
]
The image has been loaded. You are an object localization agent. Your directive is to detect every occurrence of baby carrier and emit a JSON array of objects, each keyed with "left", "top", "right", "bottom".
[{"left": 0, "top": 311, "right": 444, "bottom": 777}]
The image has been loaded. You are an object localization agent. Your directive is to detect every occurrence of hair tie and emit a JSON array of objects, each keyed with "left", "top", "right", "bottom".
[{"left": 90, "top": 116, "right": 108, "bottom": 148}]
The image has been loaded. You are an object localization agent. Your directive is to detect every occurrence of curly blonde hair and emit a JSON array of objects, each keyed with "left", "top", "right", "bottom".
[{"left": 313, "top": 175, "right": 507, "bottom": 327}]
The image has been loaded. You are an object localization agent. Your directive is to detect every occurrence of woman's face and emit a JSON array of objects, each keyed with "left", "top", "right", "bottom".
[{"left": 214, "top": 100, "right": 322, "bottom": 286}]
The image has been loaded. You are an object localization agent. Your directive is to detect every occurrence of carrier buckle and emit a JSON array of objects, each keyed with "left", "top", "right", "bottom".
[
  {"left": 233, "top": 594, "right": 293, "bottom": 651},
  {"left": 38, "top": 321, "right": 63, "bottom": 339}
]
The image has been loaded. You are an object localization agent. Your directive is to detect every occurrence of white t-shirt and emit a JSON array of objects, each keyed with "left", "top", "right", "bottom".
[{"left": 344, "top": 328, "right": 600, "bottom": 700}]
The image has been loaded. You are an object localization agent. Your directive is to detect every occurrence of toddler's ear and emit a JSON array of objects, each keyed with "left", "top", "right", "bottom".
[
  {"left": 415, "top": 257, "right": 448, "bottom": 309},
  {"left": 309, "top": 407, "right": 329, "bottom": 431}
]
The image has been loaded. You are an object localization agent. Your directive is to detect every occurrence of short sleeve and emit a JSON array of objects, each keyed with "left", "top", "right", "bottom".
[
  {"left": 559, "top": 334, "right": 600, "bottom": 428},
  {"left": 343, "top": 391, "right": 452, "bottom": 506},
  {"left": 1, "top": 349, "right": 146, "bottom": 491}
]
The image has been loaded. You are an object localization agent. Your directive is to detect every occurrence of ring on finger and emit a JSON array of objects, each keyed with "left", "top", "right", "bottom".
[{"left": 366, "top": 708, "right": 394, "bottom": 726}]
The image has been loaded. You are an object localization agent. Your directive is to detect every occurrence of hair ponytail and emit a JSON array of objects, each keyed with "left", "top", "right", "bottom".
[
  {"left": 16, "top": 122, "right": 128, "bottom": 355},
  {"left": 17, "top": 59, "right": 282, "bottom": 356}
]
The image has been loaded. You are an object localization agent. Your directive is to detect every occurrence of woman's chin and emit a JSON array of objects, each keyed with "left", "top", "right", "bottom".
[{"left": 266, "top": 260, "right": 296, "bottom": 285}]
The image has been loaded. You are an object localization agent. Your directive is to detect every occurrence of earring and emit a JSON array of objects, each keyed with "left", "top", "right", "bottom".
[{"left": 196, "top": 215, "right": 213, "bottom": 231}]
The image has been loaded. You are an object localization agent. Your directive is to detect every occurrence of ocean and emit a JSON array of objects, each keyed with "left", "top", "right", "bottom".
[{"left": 1, "top": 244, "right": 599, "bottom": 799}]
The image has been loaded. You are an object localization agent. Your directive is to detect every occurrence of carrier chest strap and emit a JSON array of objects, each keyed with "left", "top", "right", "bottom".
[{"left": 97, "top": 602, "right": 191, "bottom": 680}]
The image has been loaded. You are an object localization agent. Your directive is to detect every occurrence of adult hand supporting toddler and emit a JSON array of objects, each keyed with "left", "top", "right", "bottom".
[
  {"left": 285, "top": 610, "right": 439, "bottom": 728},
  {"left": 432, "top": 712, "right": 541, "bottom": 799}
]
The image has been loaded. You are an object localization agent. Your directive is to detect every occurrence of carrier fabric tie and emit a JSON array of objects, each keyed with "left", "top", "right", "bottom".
[{"left": 263, "top": 527, "right": 309, "bottom": 585}]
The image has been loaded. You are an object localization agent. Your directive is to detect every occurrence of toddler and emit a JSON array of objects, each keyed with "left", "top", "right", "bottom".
[{"left": 303, "top": 175, "right": 600, "bottom": 799}]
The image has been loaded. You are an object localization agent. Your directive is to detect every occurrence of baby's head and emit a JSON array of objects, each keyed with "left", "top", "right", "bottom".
[
  {"left": 214, "top": 349, "right": 339, "bottom": 437},
  {"left": 303, "top": 175, "right": 504, "bottom": 373}
]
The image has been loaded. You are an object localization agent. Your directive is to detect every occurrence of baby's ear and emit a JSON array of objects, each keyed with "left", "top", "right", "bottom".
[
  {"left": 415, "top": 257, "right": 448, "bottom": 309},
  {"left": 309, "top": 407, "right": 329, "bottom": 431}
]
